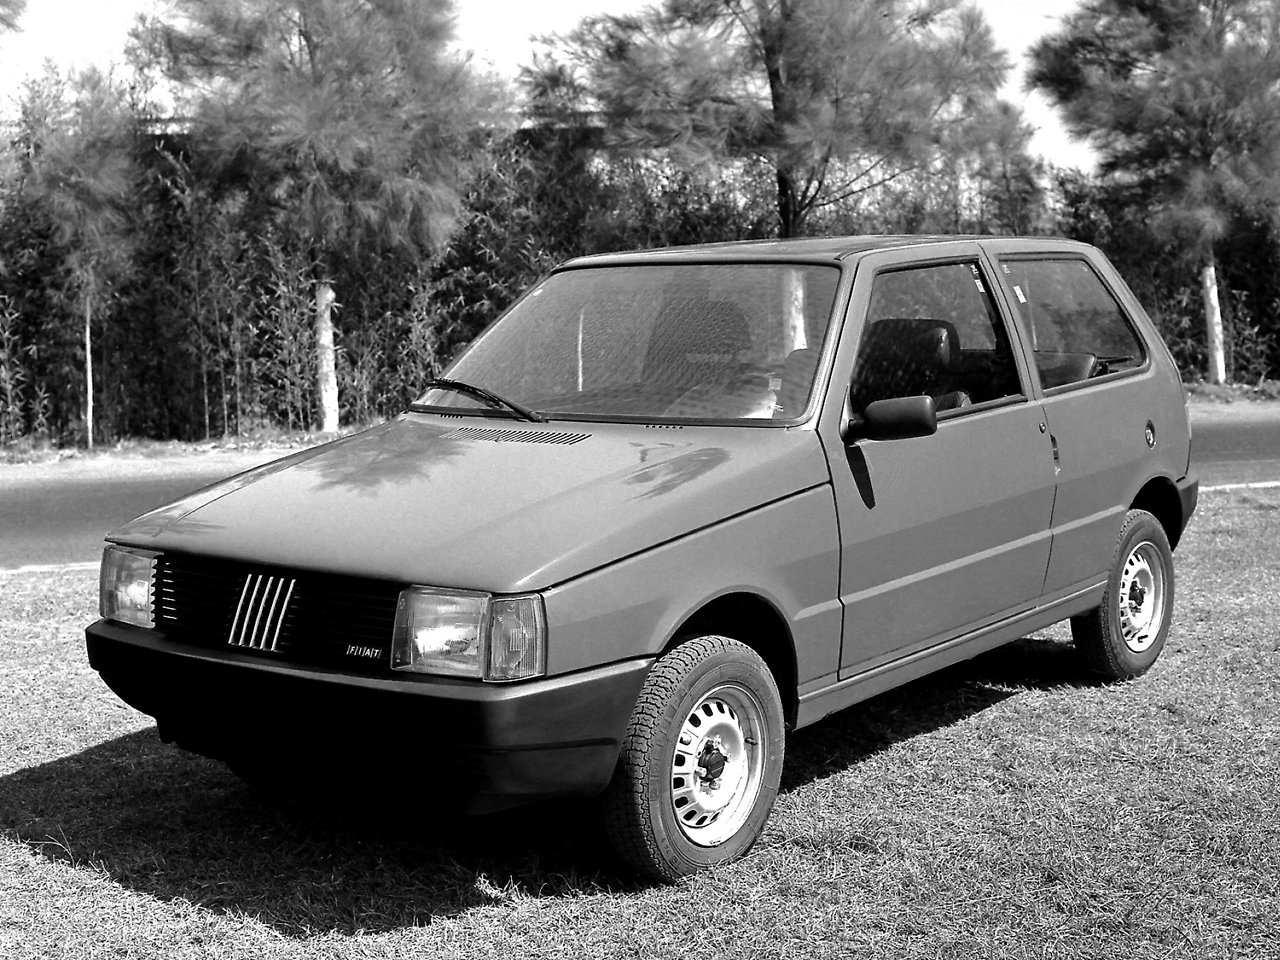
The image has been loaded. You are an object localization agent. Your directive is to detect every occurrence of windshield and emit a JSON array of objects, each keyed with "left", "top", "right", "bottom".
[{"left": 414, "top": 263, "right": 841, "bottom": 423}]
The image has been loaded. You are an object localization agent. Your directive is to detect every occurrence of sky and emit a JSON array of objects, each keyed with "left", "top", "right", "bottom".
[{"left": 0, "top": 0, "right": 1094, "bottom": 169}]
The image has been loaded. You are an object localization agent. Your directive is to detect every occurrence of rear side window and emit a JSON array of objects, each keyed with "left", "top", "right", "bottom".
[{"left": 999, "top": 258, "right": 1146, "bottom": 389}]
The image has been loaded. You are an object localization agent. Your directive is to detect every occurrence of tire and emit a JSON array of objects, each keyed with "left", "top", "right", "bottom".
[
  {"left": 601, "top": 635, "right": 785, "bottom": 882},
  {"left": 1071, "top": 509, "right": 1175, "bottom": 681}
]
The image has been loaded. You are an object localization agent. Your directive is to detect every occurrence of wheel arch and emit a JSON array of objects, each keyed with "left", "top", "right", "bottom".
[
  {"left": 1131, "top": 476, "right": 1186, "bottom": 549},
  {"left": 667, "top": 592, "right": 799, "bottom": 729}
]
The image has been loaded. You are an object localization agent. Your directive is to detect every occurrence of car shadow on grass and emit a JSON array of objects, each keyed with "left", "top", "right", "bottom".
[
  {"left": 0, "top": 728, "right": 629, "bottom": 935},
  {"left": 0, "top": 633, "right": 1095, "bottom": 937},
  {"left": 781, "top": 632, "right": 1097, "bottom": 791}
]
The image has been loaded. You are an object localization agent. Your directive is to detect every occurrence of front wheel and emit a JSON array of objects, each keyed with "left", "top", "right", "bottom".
[
  {"left": 1071, "top": 509, "right": 1175, "bottom": 680},
  {"left": 601, "top": 636, "right": 785, "bottom": 882}
]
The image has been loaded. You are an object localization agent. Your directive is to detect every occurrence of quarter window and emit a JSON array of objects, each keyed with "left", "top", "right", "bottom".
[
  {"left": 999, "top": 258, "right": 1145, "bottom": 389},
  {"left": 851, "top": 261, "right": 1024, "bottom": 414}
]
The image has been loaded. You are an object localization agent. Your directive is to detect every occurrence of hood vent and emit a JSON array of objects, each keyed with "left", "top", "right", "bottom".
[{"left": 443, "top": 426, "right": 590, "bottom": 445}]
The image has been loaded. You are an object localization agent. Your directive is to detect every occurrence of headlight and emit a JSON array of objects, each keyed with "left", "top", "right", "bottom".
[
  {"left": 391, "top": 588, "right": 546, "bottom": 682},
  {"left": 99, "top": 545, "right": 158, "bottom": 628}
]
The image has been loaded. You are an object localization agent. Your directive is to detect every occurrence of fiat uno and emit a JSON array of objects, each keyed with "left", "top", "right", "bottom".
[{"left": 88, "top": 236, "right": 1197, "bottom": 881}]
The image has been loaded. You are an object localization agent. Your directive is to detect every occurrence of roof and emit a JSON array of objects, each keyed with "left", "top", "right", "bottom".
[{"left": 560, "top": 234, "right": 1033, "bottom": 268}]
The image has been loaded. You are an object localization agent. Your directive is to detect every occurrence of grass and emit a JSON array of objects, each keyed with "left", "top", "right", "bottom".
[{"left": 1, "top": 489, "right": 1277, "bottom": 958}]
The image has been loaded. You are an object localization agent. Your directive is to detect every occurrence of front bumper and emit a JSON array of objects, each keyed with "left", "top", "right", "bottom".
[{"left": 86, "top": 620, "right": 652, "bottom": 812}]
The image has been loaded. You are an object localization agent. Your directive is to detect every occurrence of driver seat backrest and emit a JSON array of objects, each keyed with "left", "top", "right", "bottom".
[
  {"left": 850, "top": 318, "right": 962, "bottom": 412},
  {"left": 642, "top": 299, "right": 751, "bottom": 386}
]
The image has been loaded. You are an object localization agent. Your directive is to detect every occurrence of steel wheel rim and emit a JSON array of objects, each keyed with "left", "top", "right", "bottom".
[
  {"left": 1118, "top": 540, "right": 1165, "bottom": 653},
  {"left": 669, "top": 682, "right": 766, "bottom": 847}
]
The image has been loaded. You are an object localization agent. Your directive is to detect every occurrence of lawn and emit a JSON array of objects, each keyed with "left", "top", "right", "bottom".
[{"left": 1, "top": 489, "right": 1276, "bottom": 959}]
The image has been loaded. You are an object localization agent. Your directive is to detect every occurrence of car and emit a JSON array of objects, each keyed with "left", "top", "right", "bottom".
[{"left": 87, "top": 235, "right": 1197, "bottom": 881}]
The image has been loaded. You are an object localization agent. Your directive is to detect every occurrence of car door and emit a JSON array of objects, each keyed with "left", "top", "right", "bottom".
[
  {"left": 986, "top": 246, "right": 1190, "bottom": 598},
  {"left": 826, "top": 247, "right": 1059, "bottom": 678}
]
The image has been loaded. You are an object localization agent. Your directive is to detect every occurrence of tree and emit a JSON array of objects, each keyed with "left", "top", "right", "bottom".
[
  {"left": 1030, "top": 0, "right": 1280, "bottom": 384},
  {"left": 18, "top": 68, "right": 135, "bottom": 448},
  {"left": 971, "top": 101, "right": 1046, "bottom": 235},
  {"left": 0, "top": 0, "right": 25, "bottom": 35},
  {"left": 544, "top": 0, "right": 1009, "bottom": 237},
  {"left": 134, "top": 0, "right": 507, "bottom": 431}
]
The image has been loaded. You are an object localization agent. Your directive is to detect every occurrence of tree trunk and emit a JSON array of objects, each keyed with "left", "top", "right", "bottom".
[
  {"left": 214, "top": 304, "right": 230, "bottom": 436},
  {"left": 315, "top": 281, "right": 339, "bottom": 432},
  {"left": 783, "top": 268, "right": 806, "bottom": 351},
  {"left": 762, "top": 7, "right": 800, "bottom": 239},
  {"left": 233, "top": 319, "right": 243, "bottom": 436},
  {"left": 776, "top": 167, "right": 799, "bottom": 239},
  {"left": 83, "top": 280, "right": 94, "bottom": 450},
  {"left": 1201, "top": 254, "right": 1227, "bottom": 384},
  {"left": 195, "top": 274, "right": 210, "bottom": 440}
]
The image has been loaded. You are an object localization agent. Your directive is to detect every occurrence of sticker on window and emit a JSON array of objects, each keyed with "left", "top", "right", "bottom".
[{"left": 1013, "top": 285, "right": 1028, "bottom": 304}]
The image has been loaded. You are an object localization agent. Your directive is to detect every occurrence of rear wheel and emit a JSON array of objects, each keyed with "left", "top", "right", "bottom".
[
  {"left": 1071, "top": 509, "right": 1174, "bottom": 680},
  {"left": 601, "top": 635, "right": 785, "bottom": 882}
]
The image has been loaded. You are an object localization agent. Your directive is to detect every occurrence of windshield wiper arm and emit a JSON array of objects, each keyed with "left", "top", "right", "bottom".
[{"left": 414, "top": 377, "right": 546, "bottom": 423}]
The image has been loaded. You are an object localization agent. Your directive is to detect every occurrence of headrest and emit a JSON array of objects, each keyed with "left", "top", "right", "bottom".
[
  {"left": 850, "top": 318, "right": 962, "bottom": 410},
  {"left": 860, "top": 318, "right": 960, "bottom": 371}
]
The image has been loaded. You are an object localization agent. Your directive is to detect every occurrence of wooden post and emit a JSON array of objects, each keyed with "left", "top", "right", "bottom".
[
  {"left": 84, "top": 273, "right": 94, "bottom": 450},
  {"left": 1201, "top": 255, "right": 1226, "bottom": 385},
  {"left": 315, "top": 281, "right": 339, "bottom": 433}
]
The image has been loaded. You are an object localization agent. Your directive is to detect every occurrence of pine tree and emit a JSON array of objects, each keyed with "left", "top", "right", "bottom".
[
  {"left": 546, "top": 0, "right": 1009, "bottom": 237},
  {"left": 18, "top": 68, "right": 135, "bottom": 448},
  {"left": 1030, "top": 0, "right": 1280, "bottom": 384},
  {"left": 134, "top": 0, "right": 507, "bottom": 431},
  {"left": 0, "top": 0, "right": 25, "bottom": 35}
]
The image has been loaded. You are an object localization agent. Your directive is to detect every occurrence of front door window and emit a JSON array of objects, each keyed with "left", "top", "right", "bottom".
[{"left": 851, "top": 261, "right": 1025, "bottom": 415}]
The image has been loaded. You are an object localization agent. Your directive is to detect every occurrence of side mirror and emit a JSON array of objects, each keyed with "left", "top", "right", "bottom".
[{"left": 843, "top": 395, "right": 938, "bottom": 442}]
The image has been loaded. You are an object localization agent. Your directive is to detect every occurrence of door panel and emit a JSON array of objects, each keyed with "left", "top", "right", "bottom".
[
  {"left": 990, "top": 253, "right": 1190, "bottom": 596},
  {"left": 833, "top": 402, "right": 1057, "bottom": 675},
  {"left": 828, "top": 252, "right": 1057, "bottom": 678},
  {"left": 1040, "top": 375, "right": 1162, "bottom": 595}
]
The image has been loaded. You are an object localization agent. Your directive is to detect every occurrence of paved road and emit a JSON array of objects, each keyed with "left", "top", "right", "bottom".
[
  {"left": 1, "top": 416, "right": 1277, "bottom": 571},
  {"left": 1191, "top": 417, "right": 1280, "bottom": 487},
  {"left": 0, "top": 469, "right": 236, "bottom": 570}
]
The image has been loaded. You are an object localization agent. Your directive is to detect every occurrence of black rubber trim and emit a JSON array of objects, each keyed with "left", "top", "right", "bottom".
[{"left": 1177, "top": 474, "right": 1199, "bottom": 537}]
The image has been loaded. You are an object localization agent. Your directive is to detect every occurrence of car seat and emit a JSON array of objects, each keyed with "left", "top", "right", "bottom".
[{"left": 850, "top": 318, "right": 971, "bottom": 413}]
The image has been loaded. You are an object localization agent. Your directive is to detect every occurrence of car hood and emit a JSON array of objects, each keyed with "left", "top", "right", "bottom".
[{"left": 109, "top": 415, "right": 830, "bottom": 592}]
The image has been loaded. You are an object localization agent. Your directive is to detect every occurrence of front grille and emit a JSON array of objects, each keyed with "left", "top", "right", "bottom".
[
  {"left": 228, "top": 573, "right": 296, "bottom": 652},
  {"left": 154, "top": 553, "right": 401, "bottom": 673}
]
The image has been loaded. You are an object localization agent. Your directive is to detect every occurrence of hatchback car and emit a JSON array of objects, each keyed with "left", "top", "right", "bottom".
[{"left": 88, "top": 236, "right": 1197, "bottom": 881}]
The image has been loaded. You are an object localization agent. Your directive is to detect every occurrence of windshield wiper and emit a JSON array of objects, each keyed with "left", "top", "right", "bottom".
[{"left": 412, "top": 377, "right": 546, "bottom": 423}]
